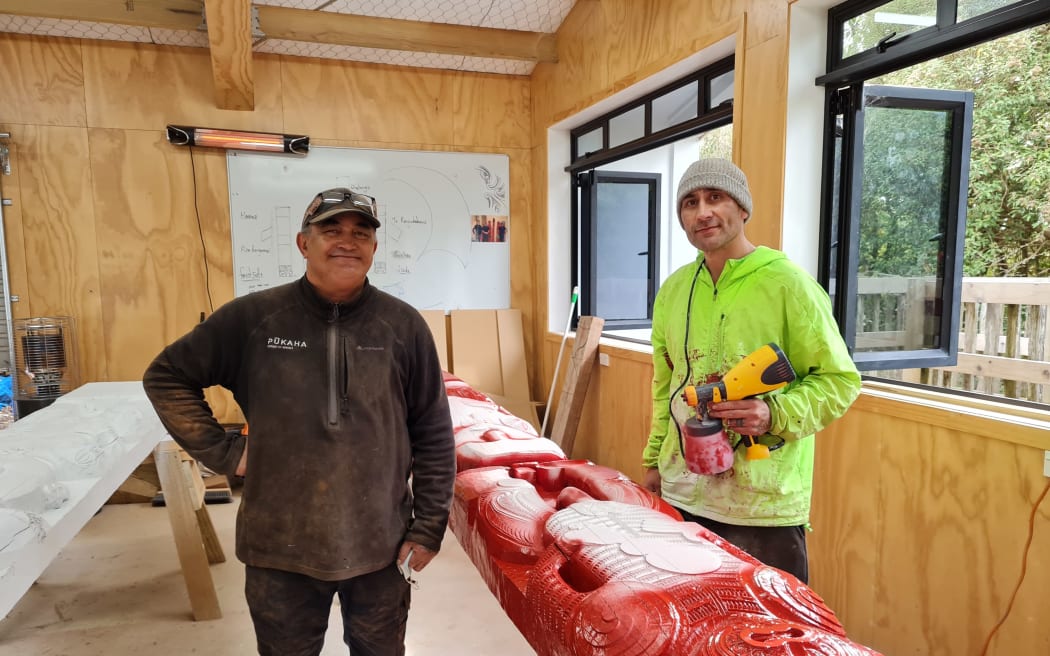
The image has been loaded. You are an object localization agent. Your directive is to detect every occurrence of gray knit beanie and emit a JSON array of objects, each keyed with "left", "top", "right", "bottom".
[{"left": 676, "top": 158, "right": 753, "bottom": 219}]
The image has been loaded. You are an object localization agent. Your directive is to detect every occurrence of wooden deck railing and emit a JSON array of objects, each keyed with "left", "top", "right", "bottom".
[{"left": 856, "top": 277, "right": 1049, "bottom": 403}]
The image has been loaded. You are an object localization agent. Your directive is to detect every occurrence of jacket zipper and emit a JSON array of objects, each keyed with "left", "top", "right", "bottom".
[
  {"left": 341, "top": 336, "right": 350, "bottom": 417},
  {"left": 327, "top": 304, "right": 340, "bottom": 426},
  {"left": 716, "top": 313, "right": 726, "bottom": 368}
]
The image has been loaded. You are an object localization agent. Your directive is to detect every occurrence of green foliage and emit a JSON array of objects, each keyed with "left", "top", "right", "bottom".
[
  {"left": 869, "top": 24, "right": 1050, "bottom": 277},
  {"left": 696, "top": 123, "right": 733, "bottom": 160},
  {"left": 859, "top": 102, "right": 950, "bottom": 277}
]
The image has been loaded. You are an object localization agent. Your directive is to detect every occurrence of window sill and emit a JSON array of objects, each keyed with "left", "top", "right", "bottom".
[{"left": 856, "top": 381, "right": 1050, "bottom": 450}]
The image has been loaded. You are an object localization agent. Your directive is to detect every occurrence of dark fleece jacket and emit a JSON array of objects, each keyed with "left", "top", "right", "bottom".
[{"left": 143, "top": 277, "right": 455, "bottom": 581}]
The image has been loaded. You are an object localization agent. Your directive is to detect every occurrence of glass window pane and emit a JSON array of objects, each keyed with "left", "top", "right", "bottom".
[
  {"left": 652, "top": 81, "right": 698, "bottom": 132},
  {"left": 576, "top": 127, "right": 603, "bottom": 158},
  {"left": 842, "top": 0, "right": 937, "bottom": 58},
  {"left": 609, "top": 106, "right": 645, "bottom": 149},
  {"left": 854, "top": 94, "right": 953, "bottom": 353},
  {"left": 707, "top": 70, "right": 734, "bottom": 110},
  {"left": 695, "top": 123, "right": 734, "bottom": 160},
  {"left": 957, "top": 0, "right": 1018, "bottom": 22},
  {"left": 595, "top": 180, "right": 651, "bottom": 321}
]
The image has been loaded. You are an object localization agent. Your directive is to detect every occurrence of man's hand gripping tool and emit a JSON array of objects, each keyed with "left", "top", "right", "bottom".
[{"left": 682, "top": 343, "right": 796, "bottom": 461}]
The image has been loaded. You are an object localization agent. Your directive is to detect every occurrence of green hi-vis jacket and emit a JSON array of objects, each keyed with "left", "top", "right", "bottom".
[{"left": 643, "top": 246, "right": 861, "bottom": 526}]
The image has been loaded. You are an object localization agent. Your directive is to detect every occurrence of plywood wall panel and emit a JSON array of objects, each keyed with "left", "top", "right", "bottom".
[
  {"left": 506, "top": 149, "right": 535, "bottom": 366},
  {"left": 812, "top": 401, "right": 1050, "bottom": 655},
  {"left": 182, "top": 147, "right": 236, "bottom": 309},
  {"left": 0, "top": 34, "right": 85, "bottom": 127},
  {"left": 525, "top": 144, "right": 547, "bottom": 403},
  {"left": 878, "top": 425, "right": 1043, "bottom": 655},
  {"left": 746, "top": 0, "right": 792, "bottom": 47},
  {"left": 739, "top": 33, "right": 787, "bottom": 249},
  {"left": 280, "top": 57, "right": 453, "bottom": 145},
  {"left": 548, "top": 0, "right": 607, "bottom": 107},
  {"left": 82, "top": 43, "right": 285, "bottom": 133},
  {"left": 14, "top": 125, "right": 105, "bottom": 382},
  {"left": 589, "top": 349, "right": 652, "bottom": 483},
  {"left": 543, "top": 334, "right": 650, "bottom": 482},
  {"left": 452, "top": 73, "right": 530, "bottom": 149},
  {"left": 808, "top": 408, "right": 882, "bottom": 643},
  {"left": 534, "top": 0, "right": 748, "bottom": 132},
  {"left": 591, "top": 1, "right": 664, "bottom": 90},
  {"left": 3, "top": 34, "right": 533, "bottom": 423},
  {"left": 88, "top": 128, "right": 217, "bottom": 380}
]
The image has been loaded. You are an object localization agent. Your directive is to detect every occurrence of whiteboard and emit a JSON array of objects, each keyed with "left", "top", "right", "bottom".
[{"left": 226, "top": 147, "right": 510, "bottom": 310}]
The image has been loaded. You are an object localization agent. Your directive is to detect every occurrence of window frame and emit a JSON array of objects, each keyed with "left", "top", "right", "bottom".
[
  {"left": 568, "top": 56, "right": 735, "bottom": 333},
  {"left": 568, "top": 57, "right": 734, "bottom": 174},
  {"left": 820, "top": 0, "right": 1050, "bottom": 87},
  {"left": 837, "top": 84, "right": 974, "bottom": 370},
  {"left": 819, "top": 0, "right": 1049, "bottom": 372},
  {"left": 577, "top": 170, "right": 661, "bottom": 330}
]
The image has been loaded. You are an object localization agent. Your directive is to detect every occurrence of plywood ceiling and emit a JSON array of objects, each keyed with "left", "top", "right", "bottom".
[{"left": 0, "top": 0, "right": 576, "bottom": 76}]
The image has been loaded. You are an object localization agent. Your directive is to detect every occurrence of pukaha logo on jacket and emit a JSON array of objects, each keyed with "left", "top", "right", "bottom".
[{"left": 266, "top": 336, "right": 308, "bottom": 350}]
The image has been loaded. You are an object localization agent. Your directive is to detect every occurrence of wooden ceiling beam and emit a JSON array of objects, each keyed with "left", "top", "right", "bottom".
[
  {"left": 0, "top": 0, "right": 201, "bottom": 31},
  {"left": 0, "top": 1, "right": 560, "bottom": 67},
  {"left": 202, "top": 0, "right": 254, "bottom": 111},
  {"left": 256, "top": 5, "right": 558, "bottom": 63}
]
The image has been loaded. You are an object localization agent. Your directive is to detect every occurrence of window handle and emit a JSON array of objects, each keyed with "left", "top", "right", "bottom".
[
  {"left": 637, "top": 251, "right": 648, "bottom": 256},
  {"left": 877, "top": 31, "right": 908, "bottom": 53}
]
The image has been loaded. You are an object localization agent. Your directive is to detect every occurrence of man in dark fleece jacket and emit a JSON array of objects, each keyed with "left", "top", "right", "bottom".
[{"left": 143, "top": 187, "right": 455, "bottom": 656}]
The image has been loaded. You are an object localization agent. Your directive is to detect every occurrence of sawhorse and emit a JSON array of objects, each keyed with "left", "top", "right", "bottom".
[{"left": 153, "top": 440, "right": 225, "bottom": 621}]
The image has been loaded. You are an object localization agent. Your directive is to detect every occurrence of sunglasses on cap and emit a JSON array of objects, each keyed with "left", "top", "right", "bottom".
[
  {"left": 303, "top": 187, "right": 381, "bottom": 229},
  {"left": 319, "top": 189, "right": 378, "bottom": 218}
]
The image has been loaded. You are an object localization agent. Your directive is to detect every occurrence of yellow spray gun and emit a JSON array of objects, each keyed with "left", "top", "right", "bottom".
[{"left": 682, "top": 343, "right": 796, "bottom": 461}]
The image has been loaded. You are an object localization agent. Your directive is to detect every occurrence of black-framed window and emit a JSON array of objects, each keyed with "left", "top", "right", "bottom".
[
  {"left": 820, "top": 0, "right": 1049, "bottom": 87},
  {"left": 577, "top": 171, "right": 660, "bottom": 329},
  {"left": 830, "top": 84, "right": 973, "bottom": 370},
  {"left": 819, "top": 0, "right": 1050, "bottom": 374},
  {"left": 569, "top": 56, "right": 734, "bottom": 173},
  {"left": 568, "top": 56, "right": 735, "bottom": 332}
]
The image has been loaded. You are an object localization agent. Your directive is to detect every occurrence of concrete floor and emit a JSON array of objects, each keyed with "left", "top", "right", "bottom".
[{"left": 0, "top": 494, "right": 535, "bottom": 655}]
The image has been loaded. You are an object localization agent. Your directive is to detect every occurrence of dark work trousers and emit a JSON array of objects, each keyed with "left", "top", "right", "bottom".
[
  {"left": 244, "top": 562, "right": 410, "bottom": 656},
  {"left": 678, "top": 509, "right": 809, "bottom": 584}
]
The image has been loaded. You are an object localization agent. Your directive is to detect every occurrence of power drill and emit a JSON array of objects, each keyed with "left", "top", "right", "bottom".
[{"left": 682, "top": 343, "right": 796, "bottom": 461}]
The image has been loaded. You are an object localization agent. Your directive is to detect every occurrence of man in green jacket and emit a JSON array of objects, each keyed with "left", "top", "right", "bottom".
[{"left": 641, "top": 158, "right": 860, "bottom": 583}]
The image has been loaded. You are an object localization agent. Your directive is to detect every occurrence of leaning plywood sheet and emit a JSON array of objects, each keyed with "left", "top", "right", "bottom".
[
  {"left": 496, "top": 309, "right": 530, "bottom": 401},
  {"left": 450, "top": 309, "right": 538, "bottom": 428},
  {"left": 419, "top": 310, "right": 450, "bottom": 372},
  {"left": 450, "top": 310, "right": 504, "bottom": 396},
  {"left": 487, "top": 393, "right": 539, "bottom": 432},
  {"left": 0, "top": 383, "right": 166, "bottom": 619}
]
